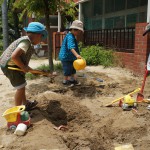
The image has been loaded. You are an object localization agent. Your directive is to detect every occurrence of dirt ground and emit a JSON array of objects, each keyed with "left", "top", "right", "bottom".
[{"left": 1, "top": 58, "right": 150, "bottom": 150}]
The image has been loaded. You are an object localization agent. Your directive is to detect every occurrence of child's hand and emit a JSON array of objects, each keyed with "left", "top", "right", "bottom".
[
  {"left": 76, "top": 54, "right": 82, "bottom": 59},
  {"left": 22, "top": 66, "right": 31, "bottom": 73}
]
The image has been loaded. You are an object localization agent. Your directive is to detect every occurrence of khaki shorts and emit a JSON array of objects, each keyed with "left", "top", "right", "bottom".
[{"left": 1, "top": 65, "right": 26, "bottom": 89}]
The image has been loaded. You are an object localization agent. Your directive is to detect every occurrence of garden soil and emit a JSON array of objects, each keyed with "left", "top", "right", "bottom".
[{"left": 1, "top": 58, "right": 150, "bottom": 150}]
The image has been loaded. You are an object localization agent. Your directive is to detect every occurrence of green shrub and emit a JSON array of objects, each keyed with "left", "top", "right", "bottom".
[{"left": 80, "top": 45, "right": 114, "bottom": 67}]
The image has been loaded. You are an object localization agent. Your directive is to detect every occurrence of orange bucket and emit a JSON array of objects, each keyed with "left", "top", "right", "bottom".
[{"left": 73, "top": 58, "right": 86, "bottom": 70}]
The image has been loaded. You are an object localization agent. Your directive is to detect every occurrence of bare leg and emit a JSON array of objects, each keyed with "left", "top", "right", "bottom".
[
  {"left": 72, "top": 74, "right": 77, "bottom": 80},
  {"left": 15, "top": 87, "right": 26, "bottom": 106},
  {"left": 63, "top": 76, "right": 74, "bottom": 82},
  {"left": 64, "top": 76, "right": 68, "bottom": 81}
]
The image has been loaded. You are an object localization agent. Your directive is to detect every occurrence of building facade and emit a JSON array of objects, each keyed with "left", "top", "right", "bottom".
[{"left": 75, "top": 0, "right": 148, "bottom": 30}]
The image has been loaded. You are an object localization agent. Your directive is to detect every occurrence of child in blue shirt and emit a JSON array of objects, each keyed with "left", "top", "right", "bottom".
[{"left": 59, "top": 20, "right": 84, "bottom": 86}]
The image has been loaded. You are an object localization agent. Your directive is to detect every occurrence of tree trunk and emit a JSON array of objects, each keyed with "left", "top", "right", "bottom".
[
  {"left": 13, "top": 11, "right": 20, "bottom": 39},
  {"left": 2, "top": 0, "right": 9, "bottom": 50},
  {"left": 43, "top": 0, "right": 54, "bottom": 72},
  {"left": 45, "top": 14, "right": 54, "bottom": 72}
]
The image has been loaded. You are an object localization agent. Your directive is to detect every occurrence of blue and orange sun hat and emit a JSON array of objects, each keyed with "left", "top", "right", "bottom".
[{"left": 24, "top": 22, "right": 48, "bottom": 40}]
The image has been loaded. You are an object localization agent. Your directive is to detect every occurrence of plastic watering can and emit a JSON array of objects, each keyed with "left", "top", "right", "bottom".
[{"left": 73, "top": 58, "right": 86, "bottom": 70}]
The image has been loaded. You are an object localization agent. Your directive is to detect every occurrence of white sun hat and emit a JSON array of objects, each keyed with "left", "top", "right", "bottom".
[{"left": 69, "top": 20, "right": 84, "bottom": 32}]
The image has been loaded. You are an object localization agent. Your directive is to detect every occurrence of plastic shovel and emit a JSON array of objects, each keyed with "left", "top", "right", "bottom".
[
  {"left": 136, "top": 67, "right": 148, "bottom": 102},
  {"left": 105, "top": 88, "right": 141, "bottom": 107},
  {"left": 8, "top": 67, "right": 57, "bottom": 77}
]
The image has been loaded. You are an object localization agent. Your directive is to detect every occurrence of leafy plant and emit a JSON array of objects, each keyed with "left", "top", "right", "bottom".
[{"left": 80, "top": 45, "right": 115, "bottom": 67}]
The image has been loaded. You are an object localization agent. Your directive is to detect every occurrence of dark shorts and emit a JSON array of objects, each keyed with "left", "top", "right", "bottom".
[
  {"left": 1, "top": 65, "right": 26, "bottom": 89},
  {"left": 61, "top": 61, "right": 76, "bottom": 76}
]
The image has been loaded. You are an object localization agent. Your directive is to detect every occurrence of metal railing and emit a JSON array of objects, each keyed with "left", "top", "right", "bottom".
[
  {"left": 84, "top": 27, "right": 135, "bottom": 53},
  {"left": 53, "top": 32, "right": 66, "bottom": 59}
]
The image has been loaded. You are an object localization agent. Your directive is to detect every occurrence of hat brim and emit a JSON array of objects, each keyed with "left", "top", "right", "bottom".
[
  {"left": 69, "top": 26, "right": 84, "bottom": 32},
  {"left": 23, "top": 27, "right": 48, "bottom": 40}
]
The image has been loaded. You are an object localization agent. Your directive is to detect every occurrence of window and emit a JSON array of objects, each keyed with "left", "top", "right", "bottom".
[
  {"left": 105, "top": 17, "right": 114, "bottom": 29},
  {"left": 93, "top": 0, "right": 103, "bottom": 16},
  {"left": 127, "top": 0, "right": 139, "bottom": 9},
  {"left": 84, "top": 17, "right": 92, "bottom": 30},
  {"left": 114, "top": 0, "right": 125, "bottom": 11},
  {"left": 105, "top": 0, "right": 114, "bottom": 13},
  {"left": 139, "top": 12, "right": 147, "bottom": 22},
  {"left": 127, "top": 14, "right": 137, "bottom": 27},
  {"left": 140, "top": 0, "right": 147, "bottom": 6},
  {"left": 49, "top": 15, "right": 58, "bottom": 26},
  {"left": 92, "top": 19, "right": 102, "bottom": 29},
  {"left": 114, "top": 16, "right": 125, "bottom": 28},
  {"left": 82, "top": 1, "right": 92, "bottom": 17}
]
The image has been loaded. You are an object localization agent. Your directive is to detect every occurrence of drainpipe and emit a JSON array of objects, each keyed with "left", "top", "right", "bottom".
[
  {"left": 58, "top": 10, "right": 61, "bottom": 32},
  {"left": 147, "top": 0, "right": 150, "bottom": 22},
  {"left": 78, "top": 3, "right": 82, "bottom": 21},
  {"left": 102, "top": 0, "right": 105, "bottom": 29}
]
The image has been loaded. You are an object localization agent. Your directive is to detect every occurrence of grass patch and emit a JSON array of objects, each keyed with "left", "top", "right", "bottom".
[
  {"left": 26, "top": 62, "right": 62, "bottom": 80},
  {"left": 54, "top": 63, "right": 62, "bottom": 71},
  {"left": 25, "top": 73, "right": 37, "bottom": 80}
]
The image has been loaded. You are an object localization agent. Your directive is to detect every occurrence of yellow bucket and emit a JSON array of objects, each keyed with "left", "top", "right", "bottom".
[
  {"left": 2, "top": 105, "right": 25, "bottom": 122},
  {"left": 73, "top": 58, "right": 86, "bottom": 70}
]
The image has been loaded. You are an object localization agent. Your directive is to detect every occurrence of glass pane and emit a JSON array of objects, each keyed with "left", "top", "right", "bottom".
[
  {"left": 140, "top": 0, "right": 147, "bottom": 6},
  {"left": 92, "top": 18, "right": 102, "bottom": 29},
  {"left": 49, "top": 15, "right": 58, "bottom": 26},
  {"left": 114, "top": 16, "right": 125, "bottom": 28},
  {"left": 84, "top": 17, "right": 92, "bottom": 30},
  {"left": 114, "top": 0, "right": 125, "bottom": 11},
  {"left": 127, "top": 14, "right": 137, "bottom": 27},
  {"left": 139, "top": 12, "right": 147, "bottom": 22},
  {"left": 82, "top": 1, "right": 92, "bottom": 17},
  {"left": 127, "top": 0, "right": 139, "bottom": 9},
  {"left": 105, "top": 17, "right": 114, "bottom": 29},
  {"left": 105, "top": 0, "right": 114, "bottom": 13},
  {"left": 94, "top": 0, "right": 103, "bottom": 16}
]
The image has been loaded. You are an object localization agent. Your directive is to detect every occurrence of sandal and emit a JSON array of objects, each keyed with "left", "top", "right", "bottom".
[{"left": 25, "top": 100, "right": 38, "bottom": 111}]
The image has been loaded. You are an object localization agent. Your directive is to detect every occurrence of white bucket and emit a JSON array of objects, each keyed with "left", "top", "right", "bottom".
[{"left": 14, "top": 123, "right": 27, "bottom": 136}]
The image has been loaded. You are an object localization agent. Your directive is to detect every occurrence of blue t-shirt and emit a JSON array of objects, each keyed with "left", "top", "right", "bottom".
[{"left": 59, "top": 33, "right": 79, "bottom": 61}]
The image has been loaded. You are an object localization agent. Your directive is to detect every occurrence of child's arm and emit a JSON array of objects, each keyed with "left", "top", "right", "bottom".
[
  {"left": 71, "top": 49, "right": 82, "bottom": 59},
  {"left": 11, "top": 47, "right": 31, "bottom": 73}
]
